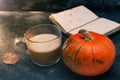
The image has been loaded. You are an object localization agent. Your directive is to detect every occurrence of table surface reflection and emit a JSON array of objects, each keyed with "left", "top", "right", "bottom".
[{"left": 0, "top": 10, "right": 120, "bottom": 80}]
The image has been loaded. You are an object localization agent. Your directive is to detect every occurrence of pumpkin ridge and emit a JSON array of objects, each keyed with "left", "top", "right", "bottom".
[
  {"left": 62, "top": 44, "right": 71, "bottom": 60},
  {"left": 74, "top": 45, "right": 83, "bottom": 68},
  {"left": 62, "top": 42, "right": 69, "bottom": 55},
  {"left": 63, "top": 45, "right": 72, "bottom": 68},
  {"left": 91, "top": 47, "right": 95, "bottom": 75},
  {"left": 91, "top": 46, "right": 104, "bottom": 76},
  {"left": 62, "top": 39, "right": 78, "bottom": 69},
  {"left": 95, "top": 59, "right": 104, "bottom": 64},
  {"left": 62, "top": 38, "right": 73, "bottom": 56}
]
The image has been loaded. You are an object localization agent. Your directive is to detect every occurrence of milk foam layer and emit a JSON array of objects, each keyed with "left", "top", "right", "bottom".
[{"left": 28, "top": 34, "right": 61, "bottom": 53}]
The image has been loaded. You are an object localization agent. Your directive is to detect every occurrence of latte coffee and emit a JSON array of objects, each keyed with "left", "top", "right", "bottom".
[{"left": 27, "top": 34, "right": 61, "bottom": 66}]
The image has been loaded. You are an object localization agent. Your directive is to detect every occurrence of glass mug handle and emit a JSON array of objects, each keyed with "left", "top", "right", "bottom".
[{"left": 14, "top": 37, "right": 28, "bottom": 54}]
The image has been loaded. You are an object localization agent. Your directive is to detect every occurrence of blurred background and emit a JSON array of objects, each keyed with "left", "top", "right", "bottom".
[{"left": 0, "top": 0, "right": 120, "bottom": 11}]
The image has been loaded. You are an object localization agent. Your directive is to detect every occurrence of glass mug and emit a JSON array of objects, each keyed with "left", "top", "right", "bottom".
[{"left": 15, "top": 24, "right": 62, "bottom": 67}]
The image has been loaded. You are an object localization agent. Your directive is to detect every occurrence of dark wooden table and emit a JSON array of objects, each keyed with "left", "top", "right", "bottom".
[{"left": 0, "top": 9, "right": 120, "bottom": 80}]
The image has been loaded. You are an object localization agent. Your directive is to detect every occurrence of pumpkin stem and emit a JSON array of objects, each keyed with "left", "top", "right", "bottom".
[{"left": 79, "top": 29, "right": 93, "bottom": 41}]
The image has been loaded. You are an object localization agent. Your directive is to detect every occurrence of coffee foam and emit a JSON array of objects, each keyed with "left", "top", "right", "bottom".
[{"left": 28, "top": 34, "right": 61, "bottom": 53}]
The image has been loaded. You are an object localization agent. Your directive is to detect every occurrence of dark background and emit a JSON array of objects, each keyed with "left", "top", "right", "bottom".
[
  {"left": 0, "top": 0, "right": 120, "bottom": 80},
  {"left": 0, "top": 0, "right": 119, "bottom": 23},
  {"left": 0, "top": 0, "right": 120, "bottom": 11}
]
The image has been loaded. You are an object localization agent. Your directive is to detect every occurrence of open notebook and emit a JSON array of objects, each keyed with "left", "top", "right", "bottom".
[{"left": 49, "top": 5, "right": 120, "bottom": 36}]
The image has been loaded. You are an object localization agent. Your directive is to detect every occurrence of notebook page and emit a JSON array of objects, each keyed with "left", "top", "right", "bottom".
[
  {"left": 69, "top": 18, "right": 120, "bottom": 35},
  {"left": 50, "top": 5, "right": 98, "bottom": 32}
]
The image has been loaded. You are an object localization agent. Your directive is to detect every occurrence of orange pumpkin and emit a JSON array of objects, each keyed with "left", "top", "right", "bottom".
[{"left": 62, "top": 29, "right": 116, "bottom": 76}]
